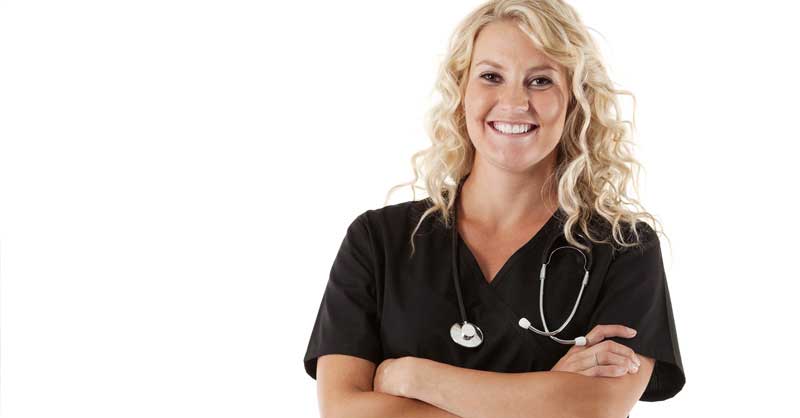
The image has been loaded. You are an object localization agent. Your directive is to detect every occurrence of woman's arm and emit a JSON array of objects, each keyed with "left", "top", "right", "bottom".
[
  {"left": 407, "top": 356, "right": 655, "bottom": 418},
  {"left": 323, "top": 390, "right": 463, "bottom": 418},
  {"left": 317, "top": 354, "right": 463, "bottom": 418}
]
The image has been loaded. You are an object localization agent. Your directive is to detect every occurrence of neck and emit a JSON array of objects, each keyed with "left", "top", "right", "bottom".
[{"left": 458, "top": 159, "right": 559, "bottom": 233}]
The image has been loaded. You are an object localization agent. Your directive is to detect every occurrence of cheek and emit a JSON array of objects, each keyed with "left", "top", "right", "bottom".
[
  {"left": 464, "top": 89, "right": 485, "bottom": 123},
  {"left": 463, "top": 93, "right": 489, "bottom": 140},
  {"left": 464, "top": 85, "right": 491, "bottom": 119},
  {"left": 533, "top": 93, "right": 566, "bottom": 123}
]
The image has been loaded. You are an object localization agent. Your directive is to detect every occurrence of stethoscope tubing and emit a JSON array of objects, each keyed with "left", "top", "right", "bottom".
[{"left": 451, "top": 210, "right": 471, "bottom": 330}]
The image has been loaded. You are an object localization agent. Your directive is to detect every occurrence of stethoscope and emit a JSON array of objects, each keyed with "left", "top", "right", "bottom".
[{"left": 449, "top": 175, "right": 593, "bottom": 349}]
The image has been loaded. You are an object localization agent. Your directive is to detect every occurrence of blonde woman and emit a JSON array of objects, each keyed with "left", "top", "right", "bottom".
[{"left": 303, "top": 1, "right": 685, "bottom": 417}]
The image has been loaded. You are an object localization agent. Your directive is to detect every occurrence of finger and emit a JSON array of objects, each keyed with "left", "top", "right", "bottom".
[
  {"left": 578, "top": 364, "right": 629, "bottom": 378},
  {"left": 584, "top": 324, "right": 637, "bottom": 346},
  {"left": 586, "top": 340, "right": 641, "bottom": 367},
  {"left": 573, "top": 351, "right": 635, "bottom": 373}
]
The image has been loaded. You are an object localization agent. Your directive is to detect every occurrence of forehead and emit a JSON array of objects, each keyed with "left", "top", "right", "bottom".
[{"left": 471, "top": 20, "right": 556, "bottom": 71}]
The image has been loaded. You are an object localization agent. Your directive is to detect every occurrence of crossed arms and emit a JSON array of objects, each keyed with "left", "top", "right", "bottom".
[{"left": 316, "top": 351, "right": 654, "bottom": 418}]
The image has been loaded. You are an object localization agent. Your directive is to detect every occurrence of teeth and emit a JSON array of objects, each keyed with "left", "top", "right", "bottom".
[{"left": 492, "top": 122, "right": 535, "bottom": 134}]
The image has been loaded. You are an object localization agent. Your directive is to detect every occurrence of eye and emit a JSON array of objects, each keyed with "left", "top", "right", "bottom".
[
  {"left": 480, "top": 73, "right": 501, "bottom": 82},
  {"left": 479, "top": 73, "right": 552, "bottom": 88},
  {"left": 530, "top": 77, "right": 552, "bottom": 87}
]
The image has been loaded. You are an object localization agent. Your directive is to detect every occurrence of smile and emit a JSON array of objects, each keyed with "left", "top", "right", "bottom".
[{"left": 488, "top": 121, "right": 539, "bottom": 138}]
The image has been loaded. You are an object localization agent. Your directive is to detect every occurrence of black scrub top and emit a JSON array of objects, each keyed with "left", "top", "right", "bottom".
[{"left": 303, "top": 198, "right": 685, "bottom": 402}]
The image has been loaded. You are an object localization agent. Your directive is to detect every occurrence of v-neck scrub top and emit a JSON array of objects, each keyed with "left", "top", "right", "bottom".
[{"left": 303, "top": 199, "right": 686, "bottom": 402}]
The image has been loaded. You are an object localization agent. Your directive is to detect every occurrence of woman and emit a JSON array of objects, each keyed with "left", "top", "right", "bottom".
[{"left": 303, "top": 1, "right": 685, "bottom": 417}]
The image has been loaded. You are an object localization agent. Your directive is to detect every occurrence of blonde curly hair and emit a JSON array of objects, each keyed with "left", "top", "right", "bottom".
[{"left": 383, "top": 0, "right": 671, "bottom": 259}]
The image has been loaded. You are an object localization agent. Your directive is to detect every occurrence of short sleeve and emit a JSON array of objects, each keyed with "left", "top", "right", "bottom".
[
  {"left": 587, "top": 223, "right": 686, "bottom": 401},
  {"left": 303, "top": 211, "right": 383, "bottom": 380}
]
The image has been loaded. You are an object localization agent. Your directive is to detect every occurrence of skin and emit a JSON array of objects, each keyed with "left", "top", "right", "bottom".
[{"left": 460, "top": 19, "right": 570, "bottom": 231}]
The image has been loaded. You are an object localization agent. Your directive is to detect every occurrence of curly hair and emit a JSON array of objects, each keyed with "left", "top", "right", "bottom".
[{"left": 383, "top": 0, "right": 671, "bottom": 260}]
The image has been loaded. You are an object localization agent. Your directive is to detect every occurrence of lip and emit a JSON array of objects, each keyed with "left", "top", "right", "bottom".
[
  {"left": 490, "top": 120, "right": 538, "bottom": 125},
  {"left": 487, "top": 121, "right": 539, "bottom": 138}
]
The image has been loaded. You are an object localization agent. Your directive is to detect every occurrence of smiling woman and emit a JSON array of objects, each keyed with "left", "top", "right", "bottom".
[{"left": 304, "top": 1, "right": 686, "bottom": 418}]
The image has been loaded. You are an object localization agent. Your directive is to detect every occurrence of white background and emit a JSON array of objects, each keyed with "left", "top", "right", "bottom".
[{"left": 1, "top": 0, "right": 798, "bottom": 417}]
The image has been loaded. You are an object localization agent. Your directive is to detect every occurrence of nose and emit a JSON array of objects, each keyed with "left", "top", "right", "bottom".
[{"left": 498, "top": 84, "right": 530, "bottom": 112}]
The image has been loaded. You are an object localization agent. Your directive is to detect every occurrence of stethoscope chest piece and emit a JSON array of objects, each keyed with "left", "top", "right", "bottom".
[{"left": 450, "top": 321, "right": 483, "bottom": 348}]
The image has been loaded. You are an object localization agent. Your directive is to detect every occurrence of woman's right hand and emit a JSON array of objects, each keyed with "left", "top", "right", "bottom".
[{"left": 550, "top": 324, "right": 642, "bottom": 377}]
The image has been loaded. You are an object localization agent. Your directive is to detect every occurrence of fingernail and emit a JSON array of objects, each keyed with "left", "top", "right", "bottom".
[
  {"left": 631, "top": 364, "right": 639, "bottom": 373},
  {"left": 634, "top": 355, "right": 641, "bottom": 366},
  {"left": 628, "top": 328, "right": 637, "bottom": 336}
]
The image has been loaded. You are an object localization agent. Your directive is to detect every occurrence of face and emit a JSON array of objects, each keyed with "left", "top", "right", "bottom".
[{"left": 463, "top": 20, "right": 570, "bottom": 175}]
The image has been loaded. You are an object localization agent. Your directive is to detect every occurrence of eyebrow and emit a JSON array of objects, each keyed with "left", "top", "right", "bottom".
[{"left": 475, "top": 59, "right": 557, "bottom": 73}]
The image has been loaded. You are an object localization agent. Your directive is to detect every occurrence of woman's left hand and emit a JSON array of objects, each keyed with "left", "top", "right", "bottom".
[{"left": 373, "top": 356, "right": 418, "bottom": 398}]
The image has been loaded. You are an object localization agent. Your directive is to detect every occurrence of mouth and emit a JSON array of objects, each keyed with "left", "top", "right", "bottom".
[{"left": 487, "top": 121, "right": 539, "bottom": 138}]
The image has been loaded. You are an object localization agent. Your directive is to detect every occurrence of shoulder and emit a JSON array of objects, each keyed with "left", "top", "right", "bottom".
[
  {"left": 351, "top": 198, "right": 446, "bottom": 261},
  {"left": 360, "top": 198, "right": 440, "bottom": 236},
  {"left": 610, "top": 221, "right": 661, "bottom": 262},
  {"left": 578, "top": 211, "right": 659, "bottom": 255}
]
